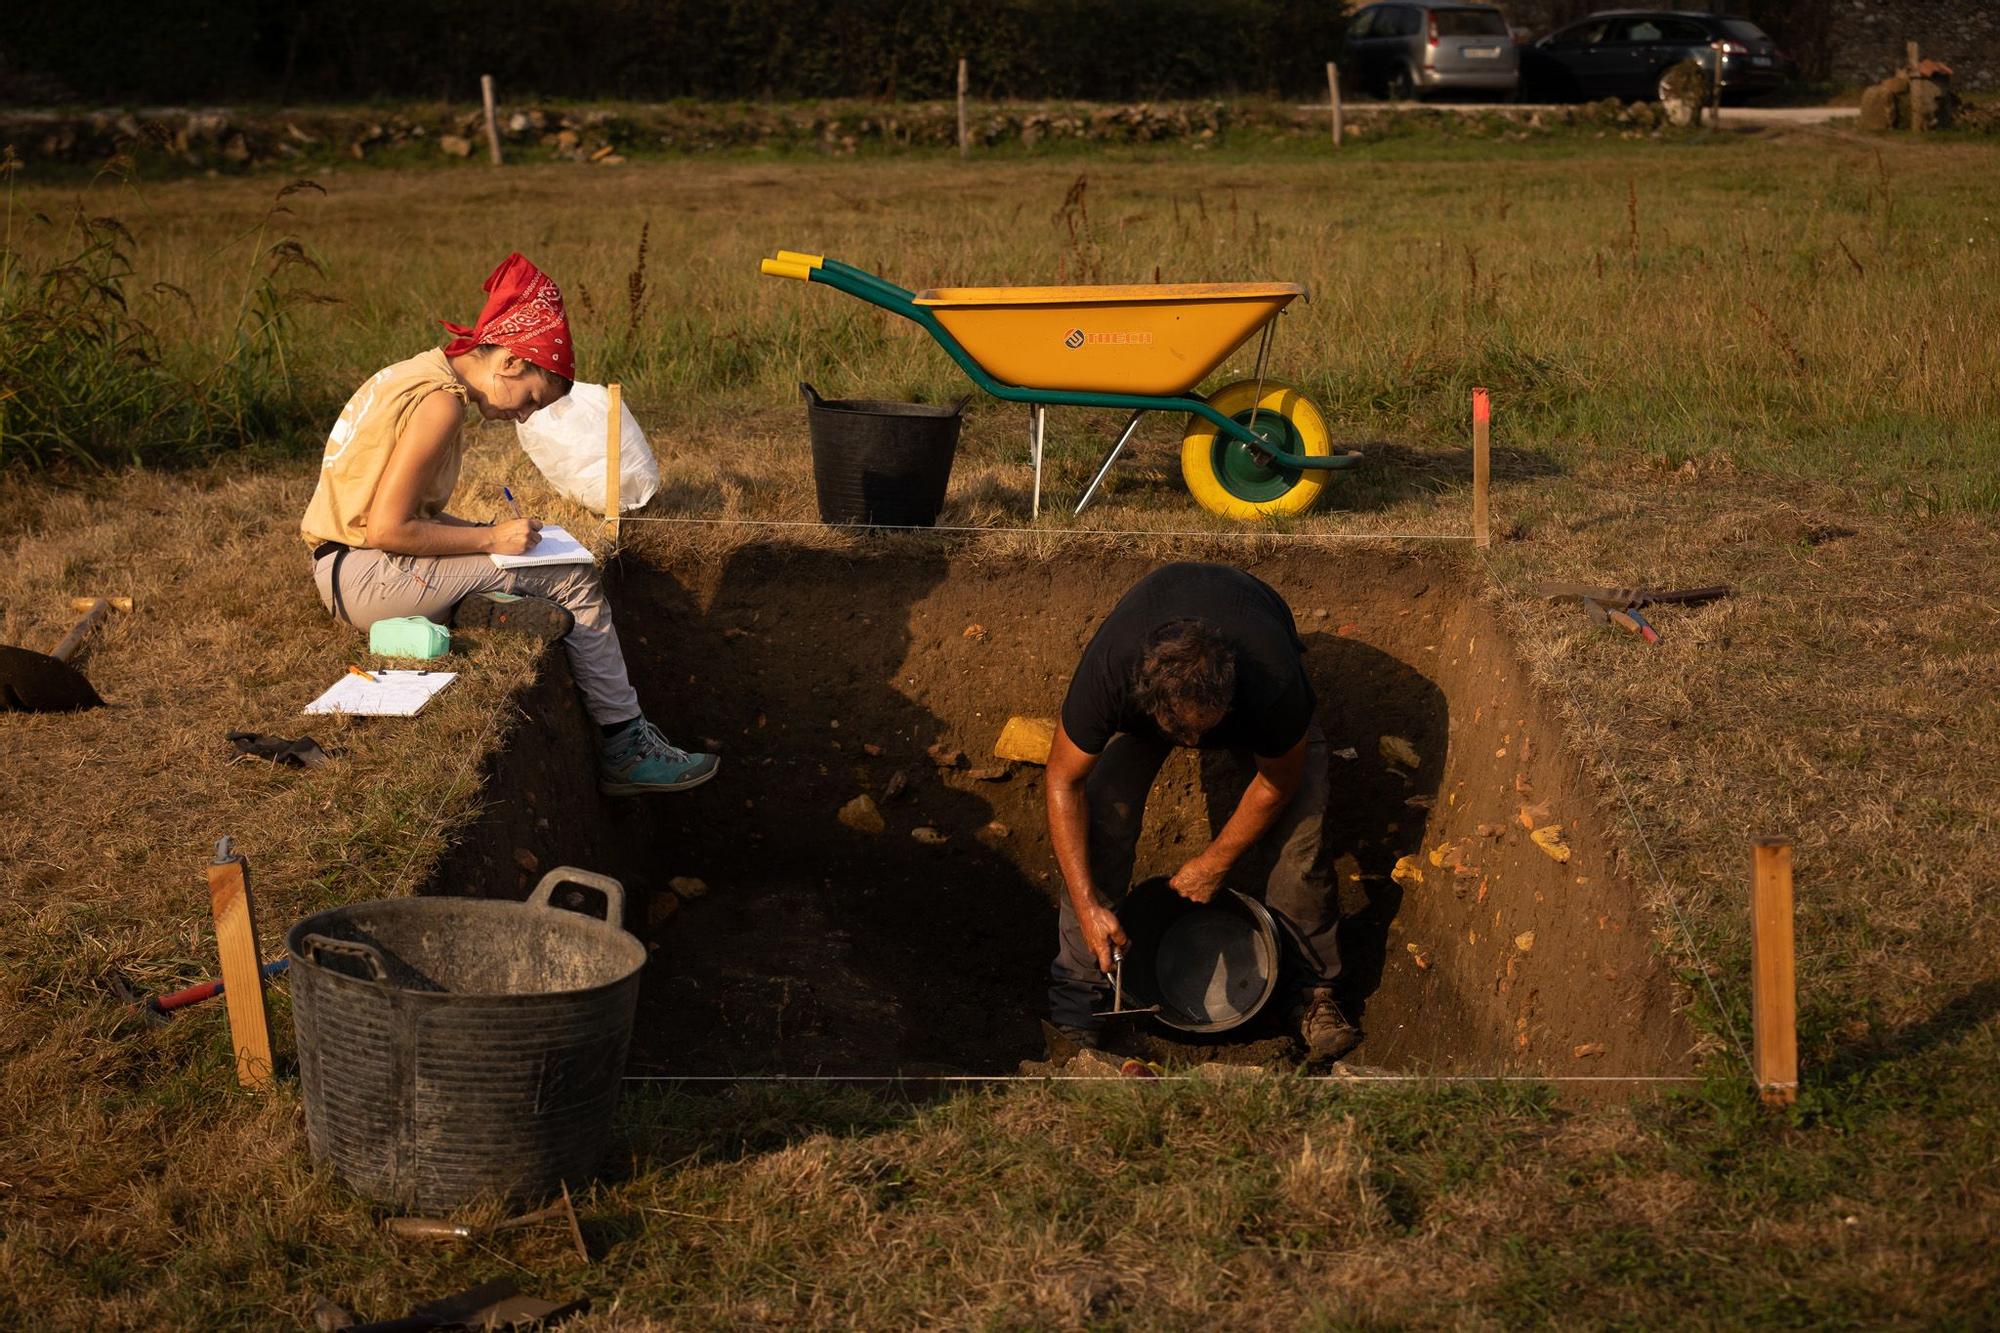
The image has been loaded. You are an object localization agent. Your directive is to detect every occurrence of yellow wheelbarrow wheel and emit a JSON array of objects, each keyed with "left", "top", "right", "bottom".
[{"left": 1180, "top": 380, "right": 1333, "bottom": 520}]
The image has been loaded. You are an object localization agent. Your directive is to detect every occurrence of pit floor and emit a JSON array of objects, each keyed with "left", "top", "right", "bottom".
[{"left": 429, "top": 544, "right": 1695, "bottom": 1081}]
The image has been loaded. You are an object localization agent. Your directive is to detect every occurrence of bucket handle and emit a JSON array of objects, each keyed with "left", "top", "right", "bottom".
[
  {"left": 799, "top": 381, "right": 822, "bottom": 407},
  {"left": 302, "top": 933, "right": 388, "bottom": 983},
  {"left": 527, "top": 867, "right": 627, "bottom": 928}
]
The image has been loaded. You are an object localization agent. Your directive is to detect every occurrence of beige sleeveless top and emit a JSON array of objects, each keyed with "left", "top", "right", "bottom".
[{"left": 301, "top": 349, "right": 470, "bottom": 546}]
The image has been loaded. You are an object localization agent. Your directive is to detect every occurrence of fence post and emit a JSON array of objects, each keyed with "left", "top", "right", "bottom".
[
  {"left": 1751, "top": 836, "right": 1798, "bottom": 1106},
  {"left": 605, "top": 382, "right": 622, "bottom": 539},
  {"left": 957, "top": 58, "right": 970, "bottom": 160},
  {"left": 1327, "top": 63, "right": 1344, "bottom": 148},
  {"left": 480, "top": 74, "right": 504, "bottom": 166},
  {"left": 1472, "top": 387, "right": 1491, "bottom": 548}
]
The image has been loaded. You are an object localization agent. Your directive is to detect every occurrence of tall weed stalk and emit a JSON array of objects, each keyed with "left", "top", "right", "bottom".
[{"left": 0, "top": 163, "right": 334, "bottom": 471}]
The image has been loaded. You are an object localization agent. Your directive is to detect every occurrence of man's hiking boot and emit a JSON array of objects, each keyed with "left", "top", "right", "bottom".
[
  {"left": 599, "top": 719, "right": 720, "bottom": 796},
  {"left": 451, "top": 591, "right": 574, "bottom": 643},
  {"left": 1293, "top": 989, "right": 1362, "bottom": 1064}
]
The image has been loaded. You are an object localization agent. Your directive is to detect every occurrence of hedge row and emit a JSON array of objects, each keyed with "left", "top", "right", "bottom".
[{"left": 6, "top": 1, "right": 1347, "bottom": 106}]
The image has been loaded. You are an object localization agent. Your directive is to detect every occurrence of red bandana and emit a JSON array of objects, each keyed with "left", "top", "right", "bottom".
[{"left": 440, "top": 252, "right": 575, "bottom": 380}]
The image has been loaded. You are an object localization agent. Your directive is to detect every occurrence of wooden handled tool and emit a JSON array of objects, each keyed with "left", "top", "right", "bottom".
[{"left": 0, "top": 596, "right": 132, "bottom": 713}]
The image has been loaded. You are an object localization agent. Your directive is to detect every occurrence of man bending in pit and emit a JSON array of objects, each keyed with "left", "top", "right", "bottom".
[{"left": 1043, "top": 561, "right": 1359, "bottom": 1063}]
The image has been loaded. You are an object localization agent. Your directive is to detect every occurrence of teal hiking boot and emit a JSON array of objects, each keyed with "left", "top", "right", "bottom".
[
  {"left": 451, "top": 591, "right": 573, "bottom": 643},
  {"left": 599, "top": 719, "right": 720, "bottom": 796}
]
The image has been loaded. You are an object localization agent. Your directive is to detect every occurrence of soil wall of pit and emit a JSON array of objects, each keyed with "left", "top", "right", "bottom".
[{"left": 428, "top": 545, "right": 1693, "bottom": 1080}]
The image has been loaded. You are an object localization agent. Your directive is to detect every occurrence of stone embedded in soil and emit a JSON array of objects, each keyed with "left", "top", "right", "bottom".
[
  {"left": 882, "top": 770, "right": 911, "bottom": 802},
  {"left": 669, "top": 875, "right": 709, "bottom": 900},
  {"left": 1379, "top": 735, "right": 1422, "bottom": 769},
  {"left": 647, "top": 891, "right": 681, "bottom": 930},
  {"left": 1391, "top": 855, "right": 1424, "bottom": 888},
  {"left": 993, "top": 716, "right": 1057, "bottom": 765},
  {"left": 512, "top": 847, "right": 538, "bottom": 873},
  {"left": 838, "top": 795, "right": 886, "bottom": 835},
  {"left": 1515, "top": 931, "right": 1536, "bottom": 952},
  {"left": 1529, "top": 825, "right": 1572, "bottom": 863},
  {"left": 927, "top": 741, "right": 968, "bottom": 769},
  {"left": 977, "top": 820, "right": 1012, "bottom": 844},
  {"left": 911, "top": 826, "right": 947, "bottom": 846},
  {"left": 966, "top": 764, "right": 1012, "bottom": 782}
]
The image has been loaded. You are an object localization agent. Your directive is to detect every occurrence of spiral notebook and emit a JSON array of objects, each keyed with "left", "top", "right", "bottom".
[{"left": 488, "top": 524, "right": 597, "bottom": 570}]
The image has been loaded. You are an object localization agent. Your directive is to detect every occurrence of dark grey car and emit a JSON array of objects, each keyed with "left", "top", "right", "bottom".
[
  {"left": 1522, "top": 11, "right": 1784, "bottom": 103},
  {"left": 1341, "top": 3, "right": 1520, "bottom": 101}
]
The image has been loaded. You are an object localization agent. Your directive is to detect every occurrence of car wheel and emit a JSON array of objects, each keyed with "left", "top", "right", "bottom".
[{"left": 1388, "top": 66, "right": 1417, "bottom": 102}]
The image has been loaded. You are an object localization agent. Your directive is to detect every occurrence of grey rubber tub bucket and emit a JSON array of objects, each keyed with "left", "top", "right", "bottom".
[
  {"left": 286, "top": 868, "right": 645, "bottom": 1211},
  {"left": 802, "top": 382, "right": 966, "bottom": 528},
  {"left": 1113, "top": 878, "right": 1282, "bottom": 1033}
]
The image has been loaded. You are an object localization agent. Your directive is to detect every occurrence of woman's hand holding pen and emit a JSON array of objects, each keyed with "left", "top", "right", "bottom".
[{"left": 488, "top": 517, "right": 544, "bottom": 555}]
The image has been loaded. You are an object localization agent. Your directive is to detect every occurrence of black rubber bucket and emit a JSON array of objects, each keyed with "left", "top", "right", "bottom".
[
  {"left": 286, "top": 868, "right": 645, "bottom": 1211},
  {"left": 802, "top": 382, "right": 965, "bottom": 528},
  {"left": 1114, "top": 878, "right": 1281, "bottom": 1034}
]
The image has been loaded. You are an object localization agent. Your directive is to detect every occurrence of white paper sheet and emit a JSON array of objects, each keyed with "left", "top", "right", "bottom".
[
  {"left": 488, "top": 524, "right": 597, "bottom": 570},
  {"left": 303, "top": 670, "right": 457, "bottom": 718}
]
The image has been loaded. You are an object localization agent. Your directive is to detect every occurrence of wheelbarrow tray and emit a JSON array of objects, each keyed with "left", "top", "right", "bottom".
[{"left": 912, "top": 282, "right": 1304, "bottom": 396}]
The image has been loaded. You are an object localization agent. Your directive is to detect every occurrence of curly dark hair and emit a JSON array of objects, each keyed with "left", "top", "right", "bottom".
[{"left": 1132, "top": 618, "right": 1235, "bottom": 736}]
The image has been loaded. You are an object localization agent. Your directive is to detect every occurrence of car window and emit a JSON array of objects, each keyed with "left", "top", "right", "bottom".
[
  {"left": 1551, "top": 20, "right": 1608, "bottom": 46},
  {"left": 1350, "top": 7, "right": 1377, "bottom": 38},
  {"left": 1386, "top": 7, "right": 1418, "bottom": 37},
  {"left": 1721, "top": 19, "right": 1769, "bottom": 42},
  {"left": 1654, "top": 17, "right": 1711, "bottom": 42},
  {"left": 1612, "top": 18, "right": 1665, "bottom": 43},
  {"left": 1434, "top": 9, "right": 1509, "bottom": 37}
]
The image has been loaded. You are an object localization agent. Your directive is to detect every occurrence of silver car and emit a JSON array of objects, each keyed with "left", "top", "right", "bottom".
[{"left": 1341, "top": 3, "right": 1521, "bottom": 101}]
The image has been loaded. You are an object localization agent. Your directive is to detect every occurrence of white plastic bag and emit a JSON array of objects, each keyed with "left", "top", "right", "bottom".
[{"left": 514, "top": 381, "right": 660, "bottom": 513}]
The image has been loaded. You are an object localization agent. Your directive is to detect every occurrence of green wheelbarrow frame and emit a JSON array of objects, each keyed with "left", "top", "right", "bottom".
[{"left": 761, "top": 253, "right": 1360, "bottom": 517}]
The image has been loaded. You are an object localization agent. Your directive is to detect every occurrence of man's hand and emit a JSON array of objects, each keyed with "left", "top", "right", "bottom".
[
  {"left": 1170, "top": 854, "right": 1228, "bottom": 905},
  {"left": 488, "top": 517, "right": 544, "bottom": 555},
  {"left": 1078, "top": 899, "right": 1130, "bottom": 975}
]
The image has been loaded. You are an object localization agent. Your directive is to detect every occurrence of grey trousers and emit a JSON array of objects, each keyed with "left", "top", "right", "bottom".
[
  {"left": 1049, "top": 724, "right": 1340, "bottom": 1031},
  {"left": 312, "top": 545, "right": 643, "bottom": 725}
]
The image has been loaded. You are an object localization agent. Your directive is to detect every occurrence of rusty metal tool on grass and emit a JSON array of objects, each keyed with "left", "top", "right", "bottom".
[
  {"left": 0, "top": 596, "right": 131, "bottom": 712},
  {"left": 1535, "top": 583, "right": 1732, "bottom": 611},
  {"left": 384, "top": 1182, "right": 590, "bottom": 1262}
]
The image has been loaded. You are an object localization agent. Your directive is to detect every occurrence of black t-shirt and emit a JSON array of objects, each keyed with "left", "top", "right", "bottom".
[{"left": 1060, "top": 562, "right": 1315, "bottom": 757}]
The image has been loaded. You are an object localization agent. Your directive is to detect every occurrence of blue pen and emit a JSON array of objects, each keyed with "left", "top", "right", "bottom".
[{"left": 502, "top": 485, "right": 523, "bottom": 520}]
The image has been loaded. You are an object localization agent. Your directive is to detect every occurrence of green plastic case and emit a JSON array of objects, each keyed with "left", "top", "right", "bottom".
[{"left": 368, "top": 616, "right": 451, "bottom": 660}]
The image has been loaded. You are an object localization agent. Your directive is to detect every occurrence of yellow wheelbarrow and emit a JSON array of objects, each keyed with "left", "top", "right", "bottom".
[{"left": 759, "top": 251, "right": 1360, "bottom": 520}]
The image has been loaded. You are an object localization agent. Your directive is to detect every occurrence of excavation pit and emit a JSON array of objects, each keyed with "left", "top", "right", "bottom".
[{"left": 426, "top": 544, "right": 1695, "bottom": 1082}]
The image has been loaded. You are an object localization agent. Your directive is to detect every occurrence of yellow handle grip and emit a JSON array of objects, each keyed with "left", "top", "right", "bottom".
[
  {"left": 776, "top": 250, "right": 825, "bottom": 269},
  {"left": 760, "top": 258, "right": 812, "bottom": 281}
]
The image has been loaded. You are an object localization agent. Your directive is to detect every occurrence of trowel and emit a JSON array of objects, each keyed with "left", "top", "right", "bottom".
[{"left": 0, "top": 596, "right": 130, "bottom": 713}]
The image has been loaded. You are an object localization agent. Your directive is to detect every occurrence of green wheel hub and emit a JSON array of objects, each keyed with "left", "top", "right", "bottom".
[{"left": 1209, "top": 409, "right": 1305, "bottom": 503}]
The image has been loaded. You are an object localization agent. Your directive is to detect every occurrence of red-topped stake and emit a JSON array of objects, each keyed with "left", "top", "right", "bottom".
[{"left": 1472, "top": 387, "right": 1491, "bottom": 548}]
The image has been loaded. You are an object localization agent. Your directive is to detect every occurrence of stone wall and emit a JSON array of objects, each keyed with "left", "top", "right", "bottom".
[{"left": 1828, "top": 1, "right": 1998, "bottom": 90}]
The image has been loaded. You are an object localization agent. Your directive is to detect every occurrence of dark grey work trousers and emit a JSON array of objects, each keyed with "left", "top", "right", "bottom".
[{"left": 1048, "top": 723, "right": 1340, "bottom": 1032}]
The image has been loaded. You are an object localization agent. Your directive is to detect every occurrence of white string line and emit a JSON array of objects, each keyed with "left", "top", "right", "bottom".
[
  {"left": 622, "top": 1074, "right": 1705, "bottom": 1085},
  {"left": 1606, "top": 760, "right": 1756, "bottom": 1078},
  {"left": 611, "top": 513, "right": 1480, "bottom": 543}
]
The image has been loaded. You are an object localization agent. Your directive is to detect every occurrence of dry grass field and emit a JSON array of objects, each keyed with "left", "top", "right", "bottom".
[{"left": 1, "top": 128, "right": 1997, "bottom": 1326}]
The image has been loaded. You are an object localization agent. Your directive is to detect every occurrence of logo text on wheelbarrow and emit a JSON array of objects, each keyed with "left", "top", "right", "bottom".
[{"left": 1063, "top": 328, "right": 1154, "bottom": 350}]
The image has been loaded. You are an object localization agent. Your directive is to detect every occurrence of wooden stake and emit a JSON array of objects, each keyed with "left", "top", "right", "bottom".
[
  {"left": 1710, "top": 42, "right": 1723, "bottom": 127},
  {"left": 604, "top": 381, "right": 622, "bottom": 539},
  {"left": 481, "top": 74, "right": 503, "bottom": 166},
  {"left": 1327, "top": 63, "right": 1344, "bottom": 148},
  {"left": 957, "top": 58, "right": 970, "bottom": 160},
  {"left": 1906, "top": 41, "right": 1923, "bottom": 134},
  {"left": 1472, "top": 386, "right": 1491, "bottom": 548},
  {"left": 1751, "top": 836, "right": 1798, "bottom": 1106},
  {"left": 207, "top": 839, "right": 273, "bottom": 1089}
]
